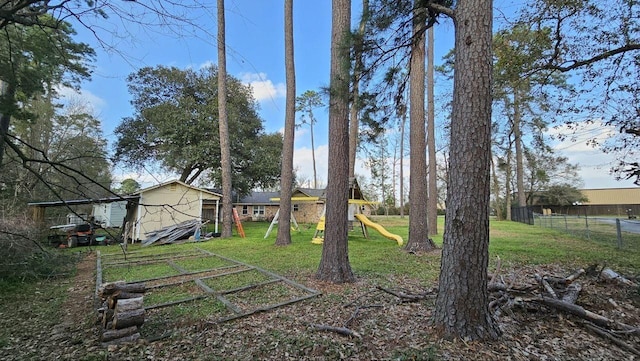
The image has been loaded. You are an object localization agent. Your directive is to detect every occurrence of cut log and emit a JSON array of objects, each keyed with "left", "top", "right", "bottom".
[
  {"left": 114, "top": 297, "right": 144, "bottom": 313},
  {"left": 561, "top": 283, "right": 582, "bottom": 304},
  {"left": 112, "top": 290, "right": 145, "bottom": 300},
  {"left": 101, "top": 326, "right": 139, "bottom": 342},
  {"left": 99, "top": 282, "right": 146, "bottom": 297},
  {"left": 102, "top": 308, "right": 115, "bottom": 328},
  {"left": 100, "top": 281, "right": 125, "bottom": 295},
  {"left": 535, "top": 297, "right": 639, "bottom": 334},
  {"left": 113, "top": 308, "right": 145, "bottom": 330},
  {"left": 101, "top": 332, "right": 141, "bottom": 346},
  {"left": 107, "top": 296, "right": 117, "bottom": 310}
]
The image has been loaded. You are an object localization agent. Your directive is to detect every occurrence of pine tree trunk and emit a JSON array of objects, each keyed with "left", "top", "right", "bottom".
[
  {"left": 399, "top": 104, "right": 406, "bottom": 218},
  {"left": 310, "top": 120, "right": 317, "bottom": 189},
  {"left": 513, "top": 88, "right": 526, "bottom": 207},
  {"left": 491, "top": 157, "right": 504, "bottom": 221},
  {"left": 348, "top": 0, "right": 368, "bottom": 178},
  {"left": 276, "top": 0, "right": 296, "bottom": 246},
  {"left": 406, "top": 2, "right": 436, "bottom": 253},
  {"left": 316, "top": 0, "right": 355, "bottom": 284},
  {"left": 505, "top": 141, "right": 513, "bottom": 221},
  {"left": 217, "top": 0, "right": 234, "bottom": 238},
  {"left": 432, "top": 0, "right": 501, "bottom": 340},
  {"left": 426, "top": 26, "right": 438, "bottom": 236}
]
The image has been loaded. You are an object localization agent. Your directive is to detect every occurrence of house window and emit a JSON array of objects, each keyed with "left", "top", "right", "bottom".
[
  {"left": 253, "top": 205, "right": 265, "bottom": 215},
  {"left": 242, "top": 205, "right": 249, "bottom": 215},
  {"left": 293, "top": 204, "right": 299, "bottom": 212}
]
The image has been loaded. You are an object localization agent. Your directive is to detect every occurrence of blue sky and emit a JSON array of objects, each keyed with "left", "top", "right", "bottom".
[{"left": 63, "top": 1, "right": 635, "bottom": 190}]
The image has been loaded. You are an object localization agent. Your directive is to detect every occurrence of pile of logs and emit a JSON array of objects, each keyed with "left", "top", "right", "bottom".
[{"left": 97, "top": 281, "right": 146, "bottom": 345}]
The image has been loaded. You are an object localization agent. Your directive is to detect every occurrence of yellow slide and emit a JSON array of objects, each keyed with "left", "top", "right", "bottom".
[{"left": 354, "top": 214, "right": 403, "bottom": 246}]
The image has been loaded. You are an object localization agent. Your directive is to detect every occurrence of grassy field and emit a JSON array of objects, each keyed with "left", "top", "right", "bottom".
[
  {"left": 534, "top": 214, "right": 640, "bottom": 251},
  {"left": 99, "top": 216, "right": 640, "bottom": 284}
]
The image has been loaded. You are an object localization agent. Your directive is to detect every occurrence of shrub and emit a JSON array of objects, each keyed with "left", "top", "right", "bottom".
[{"left": 0, "top": 216, "right": 80, "bottom": 283}]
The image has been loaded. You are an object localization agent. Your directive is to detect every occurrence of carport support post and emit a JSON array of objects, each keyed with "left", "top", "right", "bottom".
[
  {"left": 215, "top": 199, "right": 219, "bottom": 233},
  {"left": 31, "top": 206, "right": 45, "bottom": 224},
  {"left": 615, "top": 218, "right": 623, "bottom": 249}
]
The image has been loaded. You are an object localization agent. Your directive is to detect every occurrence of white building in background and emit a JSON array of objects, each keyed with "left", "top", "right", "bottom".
[{"left": 92, "top": 201, "right": 127, "bottom": 228}]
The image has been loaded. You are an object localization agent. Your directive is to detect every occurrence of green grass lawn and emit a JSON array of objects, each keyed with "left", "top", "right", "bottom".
[{"left": 99, "top": 216, "right": 640, "bottom": 285}]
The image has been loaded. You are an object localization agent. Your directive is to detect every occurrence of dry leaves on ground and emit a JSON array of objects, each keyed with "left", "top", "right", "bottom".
[{"left": 0, "top": 253, "right": 638, "bottom": 360}]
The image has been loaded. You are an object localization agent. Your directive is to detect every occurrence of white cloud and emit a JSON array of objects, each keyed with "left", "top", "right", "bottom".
[
  {"left": 291, "top": 145, "right": 388, "bottom": 189},
  {"left": 548, "top": 120, "right": 616, "bottom": 152},
  {"left": 547, "top": 120, "right": 636, "bottom": 189},
  {"left": 198, "top": 60, "right": 215, "bottom": 69},
  {"left": 56, "top": 86, "right": 107, "bottom": 114},
  {"left": 239, "top": 72, "right": 286, "bottom": 102},
  {"left": 276, "top": 126, "right": 308, "bottom": 139},
  {"left": 293, "top": 145, "right": 328, "bottom": 188}
]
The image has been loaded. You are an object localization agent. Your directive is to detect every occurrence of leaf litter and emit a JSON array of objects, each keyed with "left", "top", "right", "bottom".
[{"left": 0, "top": 254, "right": 638, "bottom": 360}]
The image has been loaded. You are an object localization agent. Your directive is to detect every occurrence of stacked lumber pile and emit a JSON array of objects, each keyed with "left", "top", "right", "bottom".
[{"left": 97, "top": 281, "right": 146, "bottom": 344}]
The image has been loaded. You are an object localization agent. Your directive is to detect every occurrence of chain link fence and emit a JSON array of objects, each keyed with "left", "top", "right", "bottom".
[{"left": 532, "top": 213, "right": 640, "bottom": 251}]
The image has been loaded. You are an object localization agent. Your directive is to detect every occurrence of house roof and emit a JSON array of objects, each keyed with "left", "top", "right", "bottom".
[
  {"left": 235, "top": 181, "right": 370, "bottom": 205},
  {"left": 293, "top": 188, "right": 326, "bottom": 199},
  {"left": 235, "top": 191, "right": 281, "bottom": 205},
  {"left": 235, "top": 188, "right": 327, "bottom": 205},
  {"left": 135, "top": 180, "right": 222, "bottom": 198},
  {"left": 28, "top": 196, "right": 139, "bottom": 208}
]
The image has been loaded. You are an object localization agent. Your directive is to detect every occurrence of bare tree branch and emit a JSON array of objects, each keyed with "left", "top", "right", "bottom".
[{"left": 543, "top": 44, "right": 640, "bottom": 72}]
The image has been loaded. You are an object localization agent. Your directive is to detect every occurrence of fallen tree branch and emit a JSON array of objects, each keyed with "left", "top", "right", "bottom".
[
  {"left": 489, "top": 293, "right": 509, "bottom": 310},
  {"left": 535, "top": 274, "right": 558, "bottom": 299},
  {"left": 561, "top": 283, "right": 582, "bottom": 304},
  {"left": 600, "top": 268, "right": 638, "bottom": 287},
  {"left": 488, "top": 282, "right": 536, "bottom": 294},
  {"left": 343, "top": 304, "right": 383, "bottom": 328},
  {"left": 305, "top": 323, "right": 362, "bottom": 338},
  {"left": 376, "top": 286, "right": 433, "bottom": 302},
  {"left": 544, "top": 269, "right": 585, "bottom": 287},
  {"left": 583, "top": 322, "right": 640, "bottom": 356},
  {"left": 534, "top": 297, "right": 639, "bottom": 334},
  {"left": 565, "top": 269, "right": 585, "bottom": 284}
]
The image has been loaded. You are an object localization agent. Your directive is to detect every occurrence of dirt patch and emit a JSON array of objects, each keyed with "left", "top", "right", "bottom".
[{"left": 0, "top": 254, "right": 638, "bottom": 360}]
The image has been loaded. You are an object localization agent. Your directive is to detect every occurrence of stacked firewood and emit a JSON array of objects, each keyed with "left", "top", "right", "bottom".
[{"left": 97, "top": 281, "right": 146, "bottom": 344}]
